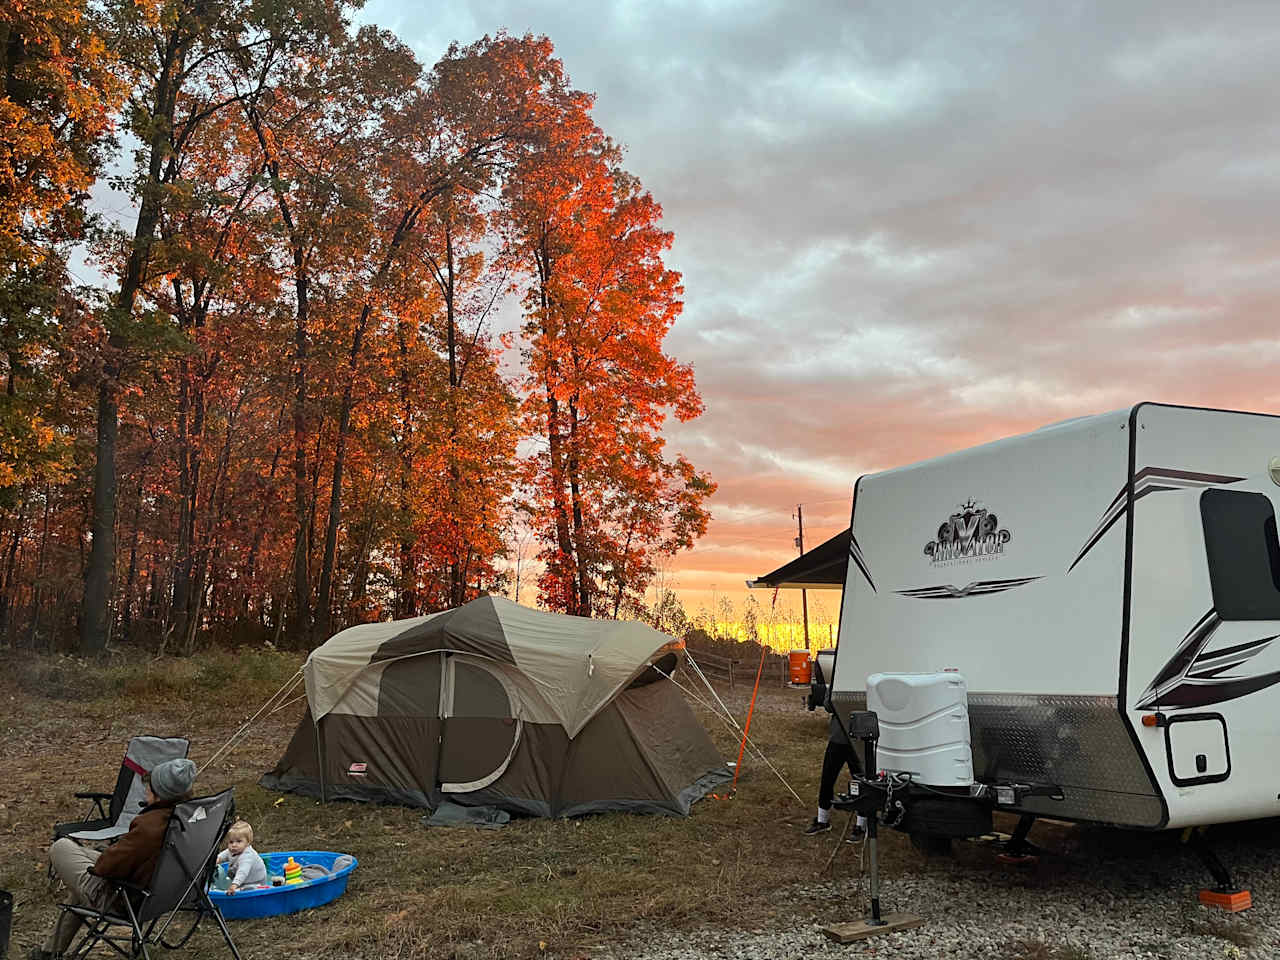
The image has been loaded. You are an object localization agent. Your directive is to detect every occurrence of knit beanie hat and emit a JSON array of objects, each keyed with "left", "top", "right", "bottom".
[{"left": 149, "top": 758, "right": 197, "bottom": 801}]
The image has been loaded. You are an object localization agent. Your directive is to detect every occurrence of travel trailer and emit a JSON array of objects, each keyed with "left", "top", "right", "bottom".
[{"left": 829, "top": 403, "right": 1280, "bottom": 842}]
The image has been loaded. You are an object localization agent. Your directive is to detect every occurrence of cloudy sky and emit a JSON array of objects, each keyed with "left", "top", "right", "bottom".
[{"left": 360, "top": 1, "right": 1280, "bottom": 624}]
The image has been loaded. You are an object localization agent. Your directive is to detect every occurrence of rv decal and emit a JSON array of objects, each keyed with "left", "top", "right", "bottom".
[
  {"left": 1136, "top": 609, "right": 1280, "bottom": 709},
  {"left": 1069, "top": 468, "right": 1245, "bottom": 572},
  {"left": 849, "top": 532, "right": 876, "bottom": 593},
  {"left": 923, "top": 499, "right": 1010, "bottom": 565},
  {"left": 896, "top": 576, "right": 1042, "bottom": 599}
]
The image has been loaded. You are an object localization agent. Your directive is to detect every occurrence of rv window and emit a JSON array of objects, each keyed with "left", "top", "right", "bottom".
[{"left": 1200, "top": 489, "right": 1280, "bottom": 620}]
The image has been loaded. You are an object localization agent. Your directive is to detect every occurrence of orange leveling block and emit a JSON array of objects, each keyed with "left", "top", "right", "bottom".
[
  {"left": 1185, "top": 827, "right": 1251, "bottom": 912},
  {"left": 1199, "top": 889, "right": 1252, "bottom": 912}
]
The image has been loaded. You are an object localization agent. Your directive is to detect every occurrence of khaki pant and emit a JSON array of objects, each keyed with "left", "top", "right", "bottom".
[{"left": 45, "top": 837, "right": 119, "bottom": 954}]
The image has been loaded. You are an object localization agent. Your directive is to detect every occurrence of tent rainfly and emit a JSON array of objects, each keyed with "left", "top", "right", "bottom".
[{"left": 261, "top": 596, "right": 731, "bottom": 817}]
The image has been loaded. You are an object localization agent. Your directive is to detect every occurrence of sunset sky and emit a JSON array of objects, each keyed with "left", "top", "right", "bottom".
[{"left": 357, "top": 1, "right": 1280, "bottom": 625}]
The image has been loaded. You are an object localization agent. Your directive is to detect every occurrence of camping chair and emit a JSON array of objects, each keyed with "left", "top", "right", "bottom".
[
  {"left": 60, "top": 787, "right": 241, "bottom": 960},
  {"left": 54, "top": 736, "right": 190, "bottom": 844}
]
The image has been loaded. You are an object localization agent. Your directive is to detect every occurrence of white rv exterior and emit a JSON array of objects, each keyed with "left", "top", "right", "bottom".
[{"left": 831, "top": 403, "right": 1280, "bottom": 830}]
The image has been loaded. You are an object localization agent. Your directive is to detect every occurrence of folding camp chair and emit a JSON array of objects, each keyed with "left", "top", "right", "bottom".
[
  {"left": 60, "top": 788, "right": 241, "bottom": 960},
  {"left": 53, "top": 736, "right": 190, "bottom": 844}
]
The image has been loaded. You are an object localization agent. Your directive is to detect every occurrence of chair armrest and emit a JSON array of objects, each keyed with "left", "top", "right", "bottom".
[
  {"left": 73, "top": 791, "right": 113, "bottom": 819},
  {"left": 101, "top": 876, "right": 151, "bottom": 899},
  {"left": 52, "top": 817, "right": 113, "bottom": 841}
]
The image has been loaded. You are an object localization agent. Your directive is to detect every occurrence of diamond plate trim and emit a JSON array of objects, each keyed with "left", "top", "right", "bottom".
[{"left": 828, "top": 690, "right": 1162, "bottom": 827}]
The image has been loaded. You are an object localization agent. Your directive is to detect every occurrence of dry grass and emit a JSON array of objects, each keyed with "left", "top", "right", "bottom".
[{"left": 0, "top": 648, "right": 923, "bottom": 959}]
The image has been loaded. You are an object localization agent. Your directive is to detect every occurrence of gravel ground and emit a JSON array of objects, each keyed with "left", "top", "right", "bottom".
[{"left": 598, "top": 824, "right": 1280, "bottom": 960}]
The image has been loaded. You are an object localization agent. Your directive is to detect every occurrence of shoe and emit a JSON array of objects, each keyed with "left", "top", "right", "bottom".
[
  {"left": 803, "top": 817, "right": 832, "bottom": 835},
  {"left": 844, "top": 825, "right": 866, "bottom": 843}
]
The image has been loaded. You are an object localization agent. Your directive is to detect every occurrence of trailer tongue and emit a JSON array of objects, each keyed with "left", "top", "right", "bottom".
[{"left": 834, "top": 672, "right": 1062, "bottom": 853}]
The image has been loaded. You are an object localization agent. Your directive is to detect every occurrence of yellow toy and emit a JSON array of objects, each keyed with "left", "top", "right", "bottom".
[{"left": 283, "top": 856, "right": 303, "bottom": 885}]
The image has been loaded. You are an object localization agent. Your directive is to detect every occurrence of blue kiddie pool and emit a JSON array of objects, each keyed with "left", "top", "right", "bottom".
[{"left": 209, "top": 851, "right": 358, "bottom": 920}]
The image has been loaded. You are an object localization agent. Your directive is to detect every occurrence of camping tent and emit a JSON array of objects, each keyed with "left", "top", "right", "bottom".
[{"left": 261, "top": 596, "right": 730, "bottom": 817}]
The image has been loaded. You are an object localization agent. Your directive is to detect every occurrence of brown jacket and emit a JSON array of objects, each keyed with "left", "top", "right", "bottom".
[{"left": 91, "top": 800, "right": 178, "bottom": 889}]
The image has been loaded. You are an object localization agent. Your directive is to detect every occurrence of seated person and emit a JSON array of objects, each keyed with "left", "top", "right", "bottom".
[
  {"left": 31, "top": 757, "right": 197, "bottom": 960},
  {"left": 216, "top": 819, "right": 267, "bottom": 893}
]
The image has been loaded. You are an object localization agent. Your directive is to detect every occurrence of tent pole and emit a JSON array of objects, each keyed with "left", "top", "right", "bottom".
[
  {"left": 315, "top": 713, "right": 327, "bottom": 804},
  {"left": 432, "top": 652, "right": 449, "bottom": 808}
]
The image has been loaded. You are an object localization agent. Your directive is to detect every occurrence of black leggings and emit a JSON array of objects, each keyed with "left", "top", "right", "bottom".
[{"left": 818, "top": 739, "right": 863, "bottom": 811}]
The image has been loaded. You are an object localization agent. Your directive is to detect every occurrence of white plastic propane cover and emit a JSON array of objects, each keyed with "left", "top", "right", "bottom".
[{"left": 866, "top": 672, "right": 973, "bottom": 786}]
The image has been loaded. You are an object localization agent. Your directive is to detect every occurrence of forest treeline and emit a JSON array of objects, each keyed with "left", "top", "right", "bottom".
[{"left": 0, "top": 0, "right": 715, "bottom": 653}]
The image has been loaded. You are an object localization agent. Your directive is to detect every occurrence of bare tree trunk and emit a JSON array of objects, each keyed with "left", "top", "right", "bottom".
[
  {"left": 82, "top": 384, "right": 120, "bottom": 654},
  {"left": 535, "top": 233, "right": 577, "bottom": 613},
  {"left": 395, "top": 317, "right": 416, "bottom": 619},
  {"left": 82, "top": 24, "right": 191, "bottom": 655},
  {"left": 27, "top": 484, "right": 53, "bottom": 648},
  {"left": 245, "top": 435, "right": 283, "bottom": 608},
  {"left": 611, "top": 524, "right": 634, "bottom": 620},
  {"left": 245, "top": 100, "right": 314, "bottom": 643},
  {"left": 344, "top": 473, "right": 387, "bottom": 617},
  {"left": 171, "top": 358, "right": 192, "bottom": 637},
  {"left": 316, "top": 202, "right": 423, "bottom": 639},
  {"left": 121, "top": 463, "right": 148, "bottom": 639},
  {"left": 0, "top": 491, "right": 27, "bottom": 638},
  {"left": 291, "top": 251, "right": 311, "bottom": 641}
]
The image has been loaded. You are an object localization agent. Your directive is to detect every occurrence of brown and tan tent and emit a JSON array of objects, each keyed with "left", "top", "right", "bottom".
[{"left": 261, "top": 596, "right": 730, "bottom": 817}]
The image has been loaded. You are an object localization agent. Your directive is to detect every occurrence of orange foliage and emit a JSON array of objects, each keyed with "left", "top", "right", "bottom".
[{"left": 0, "top": 20, "right": 715, "bottom": 650}]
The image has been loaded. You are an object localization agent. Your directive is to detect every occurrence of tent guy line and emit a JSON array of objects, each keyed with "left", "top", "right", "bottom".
[
  {"left": 649, "top": 660, "right": 771, "bottom": 770},
  {"left": 655, "top": 655, "right": 805, "bottom": 806},
  {"left": 197, "top": 669, "right": 305, "bottom": 775}
]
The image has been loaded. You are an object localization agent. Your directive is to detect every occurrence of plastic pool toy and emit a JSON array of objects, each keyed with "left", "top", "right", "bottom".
[{"left": 209, "top": 851, "right": 357, "bottom": 920}]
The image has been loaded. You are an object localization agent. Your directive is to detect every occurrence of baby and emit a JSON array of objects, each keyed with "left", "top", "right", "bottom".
[{"left": 216, "top": 819, "right": 268, "bottom": 894}]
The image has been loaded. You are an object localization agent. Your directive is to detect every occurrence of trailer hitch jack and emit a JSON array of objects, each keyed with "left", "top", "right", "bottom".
[
  {"left": 1187, "top": 828, "right": 1252, "bottom": 912},
  {"left": 821, "top": 711, "right": 926, "bottom": 944},
  {"left": 997, "top": 814, "right": 1042, "bottom": 865}
]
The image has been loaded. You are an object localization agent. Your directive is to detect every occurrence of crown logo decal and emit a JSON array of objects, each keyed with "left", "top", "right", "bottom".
[{"left": 923, "top": 499, "right": 1012, "bottom": 564}]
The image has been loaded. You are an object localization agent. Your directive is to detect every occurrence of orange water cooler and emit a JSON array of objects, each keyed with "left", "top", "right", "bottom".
[{"left": 788, "top": 650, "right": 812, "bottom": 685}]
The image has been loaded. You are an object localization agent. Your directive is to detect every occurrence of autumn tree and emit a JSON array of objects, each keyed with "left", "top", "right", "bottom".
[
  {"left": 508, "top": 98, "right": 714, "bottom": 617},
  {"left": 0, "top": 0, "right": 121, "bottom": 267},
  {"left": 136, "top": 96, "right": 288, "bottom": 648},
  {"left": 77, "top": 0, "right": 355, "bottom": 652},
  {"left": 0, "top": 0, "right": 123, "bottom": 496},
  {"left": 229, "top": 20, "right": 418, "bottom": 643},
  {"left": 0, "top": 19, "right": 715, "bottom": 651}
]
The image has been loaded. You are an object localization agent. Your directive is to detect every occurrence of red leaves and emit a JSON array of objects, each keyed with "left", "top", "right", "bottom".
[
  {"left": 506, "top": 92, "right": 714, "bottom": 617},
  {"left": 7, "top": 20, "right": 715, "bottom": 647}
]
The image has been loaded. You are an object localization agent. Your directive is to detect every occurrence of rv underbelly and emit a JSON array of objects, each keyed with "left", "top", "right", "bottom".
[{"left": 832, "top": 403, "right": 1280, "bottom": 830}]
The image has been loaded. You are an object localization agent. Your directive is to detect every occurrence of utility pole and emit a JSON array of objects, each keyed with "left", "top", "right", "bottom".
[{"left": 794, "top": 504, "right": 810, "bottom": 650}]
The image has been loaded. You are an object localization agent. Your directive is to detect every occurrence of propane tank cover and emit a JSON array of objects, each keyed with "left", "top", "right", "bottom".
[{"left": 866, "top": 672, "right": 974, "bottom": 786}]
